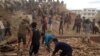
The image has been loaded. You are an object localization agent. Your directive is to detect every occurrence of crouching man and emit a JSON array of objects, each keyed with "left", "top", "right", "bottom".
[{"left": 52, "top": 39, "right": 73, "bottom": 56}]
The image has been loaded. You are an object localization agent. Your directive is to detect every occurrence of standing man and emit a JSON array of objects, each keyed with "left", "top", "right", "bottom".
[
  {"left": 17, "top": 19, "right": 30, "bottom": 53},
  {"left": 52, "top": 39, "right": 73, "bottom": 56},
  {"left": 82, "top": 17, "right": 86, "bottom": 32},
  {"left": 84, "top": 19, "right": 92, "bottom": 34},
  {"left": 41, "top": 16, "right": 48, "bottom": 33},
  {"left": 92, "top": 19, "right": 96, "bottom": 34},
  {"left": 48, "top": 15, "right": 53, "bottom": 31},
  {"left": 0, "top": 18, "right": 5, "bottom": 41},
  {"left": 84, "top": 19, "right": 92, "bottom": 43},
  {"left": 59, "top": 17, "right": 64, "bottom": 35},
  {"left": 73, "top": 15, "right": 82, "bottom": 33},
  {"left": 64, "top": 13, "right": 71, "bottom": 30},
  {"left": 5, "top": 20, "right": 12, "bottom": 36},
  {"left": 28, "top": 22, "right": 41, "bottom": 56}
]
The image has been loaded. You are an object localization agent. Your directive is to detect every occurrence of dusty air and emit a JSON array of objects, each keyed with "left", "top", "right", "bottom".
[{"left": 0, "top": 0, "right": 100, "bottom": 56}]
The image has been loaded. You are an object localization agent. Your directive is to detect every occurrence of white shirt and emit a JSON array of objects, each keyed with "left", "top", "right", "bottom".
[{"left": 0, "top": 20, "right": 5, "bottom": 29}]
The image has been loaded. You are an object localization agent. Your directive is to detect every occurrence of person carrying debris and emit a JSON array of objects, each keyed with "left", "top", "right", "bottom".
[
  {"left": 28, "top": 22, "right": 41, "bottom": 56},
  {"left": 51, "top": 39, "right": 73, "bottom": 56},
  {"left": 17, "top": 19, "right": 30, "bottom": 53}
]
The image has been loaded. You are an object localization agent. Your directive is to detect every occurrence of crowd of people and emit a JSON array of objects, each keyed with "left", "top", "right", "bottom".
[
  {"left": 16, "top": 12, "right": 99, "bottom": 56},
  {"left": 73, "top": 15, "right": 100, "bottom": 34},
  {"left": 39, "top": 13, "right": 100, "bottom": 35},
  {"left": 0, "top": 0, "right": 100, "bottom": 56},
  {"left": 17, "top": 19, "right": 73, "bottom": 56}
]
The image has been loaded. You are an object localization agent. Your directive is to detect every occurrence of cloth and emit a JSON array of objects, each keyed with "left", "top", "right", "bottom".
[
  {"left": 84, "top": 23, "right": 92, "bottom": 33},
  {"left": 31, "top": 28, "right": 41, "bottom": 45},
  {"left": 18, "top": 21, "right": 29, "bottom": 35},
  {"left": 29, "top": 28, "right": 41, "bottom": 56},
  {"left": 29, "top": 44, "right": 40, "bottom": 56}
]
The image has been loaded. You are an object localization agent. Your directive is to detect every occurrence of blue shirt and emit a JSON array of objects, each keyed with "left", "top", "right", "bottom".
[{"left": 44, "top": 33, "right": 55, "bottom": 45}]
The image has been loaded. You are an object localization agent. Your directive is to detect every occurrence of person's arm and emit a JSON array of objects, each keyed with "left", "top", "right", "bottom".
[{"left": 52, "top": 44, "right": 59, "bottom": 56}]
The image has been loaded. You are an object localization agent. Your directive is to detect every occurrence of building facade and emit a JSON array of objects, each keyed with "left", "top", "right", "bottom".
[
  {"left": 71, "top": 8, "right": 98, "bottom": 19},
  {"left": 71, "top": 10, "right": 82, "bottom": 15}
]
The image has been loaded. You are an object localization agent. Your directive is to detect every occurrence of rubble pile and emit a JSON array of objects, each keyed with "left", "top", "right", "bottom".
[{"left": 60, "top": 38, "right": 100, "bottom": 56}]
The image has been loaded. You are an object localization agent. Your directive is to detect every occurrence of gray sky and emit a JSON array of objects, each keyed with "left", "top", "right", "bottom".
[{"left": 59, "top": 0, "right": 100, "bottom": 10}]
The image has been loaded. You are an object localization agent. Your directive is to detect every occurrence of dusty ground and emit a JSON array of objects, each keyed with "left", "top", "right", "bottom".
[
  {"left": 0, "top": 11, "right": 100, "bottom": 56},
  {"left": 0, "top": 37, "right": 100, "bottom": 56}
]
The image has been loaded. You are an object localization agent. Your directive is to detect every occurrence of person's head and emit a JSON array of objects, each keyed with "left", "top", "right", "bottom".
[
  {"left": 31, "top": 22, "right": 37, "bottom": 28},
  {"left": 52, "top": 38, "right": 58, "bottom": 44}
]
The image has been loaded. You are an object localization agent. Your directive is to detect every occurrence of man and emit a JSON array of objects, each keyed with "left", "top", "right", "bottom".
[
  {"left": 48, "top": 16, "right": 53, "bottom": 31},
  {"left": 84, "top": 19, "right": 92, "bottom": 34},
  {"left": 41, "top": 16, "right": 48, "bottom": 33},
  {"left": 0, "top": 18, "right": 5, "bottom": 41},
  {"left": 59, "top": 16, "right": 64, "bottom": 35},
  {"left": 42, "top": 33, "right": 57, "bottom": 52},
  {"left": 41, "top": 16, "right": 48, "bottom": 44},
  {"left": 82, "top": 17, "right": 86, "bottom": 32},
  {"left": 83, "top": 19, "right": 92, "bottom": 43},
  {"left": 64, "top": 14, "right": 71, "bottom": 30},
  {"left": 92, "top": 19, "right": 96, "bottom": 34},
  {"left": 52, "top": 39, "right": 73, "bottom": 56},
  {"left": 18, "top": 19, "right": 30, "bottom": 52},
  {"left": 73, "top": 15, "right": 82, "bottom": 33},
  {"left": 5, "top": 20, "right": 12, "bottom": 36},
  {"left": 28, "top": 22, "right": 41, "bottom": 56}
]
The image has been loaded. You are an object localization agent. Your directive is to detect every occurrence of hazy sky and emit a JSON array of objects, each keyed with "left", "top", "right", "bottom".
[{"left": 59, "top": 0, "right": 100, "bottom": 10}]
